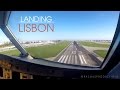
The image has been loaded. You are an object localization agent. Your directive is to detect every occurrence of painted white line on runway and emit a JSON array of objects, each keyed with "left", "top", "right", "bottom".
[
  {"left": 72, "top": 51, "right": 73, "bottom": 54},
  {"left": 63, "top": 55, "right": 69, "bottom": 63},
  {"left": 81, "top": 55, "right": 87, "bottom": 64},
  {"left": 60, "top": 55, "right": 66, "bottom": 63},
  {"left": 67, "top": 55, "right": 71, "bottom": 64},
  {"left": 71, "top": 55, "right": 74, "bottom": 64},
  {"left": 72, "top": 51, "right": 76, "bottom": 54},
  {"left": 75, "top": 47, "right": 77, "bottom": 50},
  {"left": 58, "top": 55, "right": 64, "bottom": 62},
  {"left": 75, "top": 55, "right": 77, "bottom": 64},
  {"left": 78, "top": 55, "right": 83, "bottom": 64}
]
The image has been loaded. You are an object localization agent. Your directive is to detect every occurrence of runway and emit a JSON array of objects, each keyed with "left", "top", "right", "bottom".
[{"left": 55, "top": 41, "right": 102, "bottom": 66}]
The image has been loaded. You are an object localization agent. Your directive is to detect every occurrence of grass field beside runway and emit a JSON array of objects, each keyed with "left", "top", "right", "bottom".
[
  {"left": 0, "top": 43, "right": 12, "bottom": 48},
  {"left": 94, "top": 50, "right": 108, "bottom": 58},
  {"left": 79, "top": 41, "right": 110, "bottom": 48},
  {"left": 79, "top": 41, "right": 110, "bottom": 58},
  {"left": 0, "top": 49, "right": 20, "bottom": 56},
  {"left": 0, "top": 41, "right": 70, "bottom": 59}
]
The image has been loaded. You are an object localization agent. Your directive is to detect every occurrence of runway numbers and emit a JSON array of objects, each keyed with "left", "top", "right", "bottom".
[{"left": 72, "top": 51, "right": 76, "bottom": 54}]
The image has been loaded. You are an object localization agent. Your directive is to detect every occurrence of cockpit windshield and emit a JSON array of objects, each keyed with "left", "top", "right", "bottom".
[{"left": 0, "top": 11, "right": 119, "bottom": 67}]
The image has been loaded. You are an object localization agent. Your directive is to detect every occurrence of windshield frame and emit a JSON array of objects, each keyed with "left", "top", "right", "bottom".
[{"left": 0, "top": 11, "right": 120, "bottom": 70}]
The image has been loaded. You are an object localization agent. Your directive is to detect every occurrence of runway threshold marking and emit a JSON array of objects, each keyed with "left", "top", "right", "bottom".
[
  {"left": 81, "top": 55, "right": 87, "bottom": 64},
  {"left": 78, "top": 55, "right": 83, "bottom": 64},
  {"left": 71, "top": 55, "right": 74, "bottom": 64},
  {"left": 75, "top": 55, "right": 78, "bottom": 64},
  {"left": 67, "top": 55, "right": 71, "bottom": 64},
  {"left": 58, "top": 55, "right": 64, "bottom": 62},
  {"left": 60, "top": 55, "right": 66, "bottom": 63},
  {"left": 63, "top": 55, "right": 69, "bottom": 63}
]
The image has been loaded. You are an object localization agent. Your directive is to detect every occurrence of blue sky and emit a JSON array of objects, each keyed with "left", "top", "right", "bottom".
[{"left": 0, "top": 11, "right": 119, "bottom": 42}]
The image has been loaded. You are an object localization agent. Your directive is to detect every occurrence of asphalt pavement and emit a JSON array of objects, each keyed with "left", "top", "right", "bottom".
[{"left": 55, "top": 41, "right": 102, "bottom": 66}]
